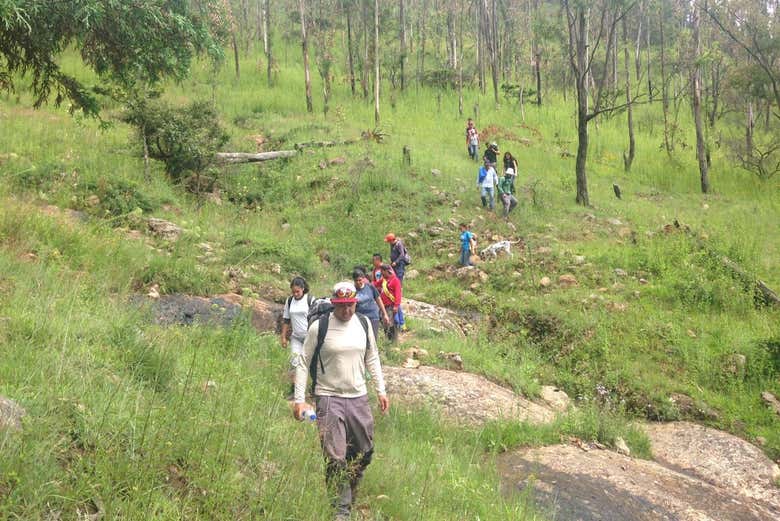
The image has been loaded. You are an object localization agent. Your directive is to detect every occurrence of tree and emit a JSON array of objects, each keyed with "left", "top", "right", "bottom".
[
  {"left": 299, "top": 0, "right": 314, "bottom": 112},
  {"left": 691, "top": 1, "right": 710, "bottom": 193},
  {"left": 0, "top": 0, "right": 224, "bottom": 116},
  {"left": 374, "top": 0, "right": 380, "bottom": 126},
  {"left": 563, "top": 0, "right": 634, "bottom": 206}
]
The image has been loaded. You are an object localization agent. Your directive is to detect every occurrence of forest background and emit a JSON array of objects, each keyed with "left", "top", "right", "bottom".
[{"left": 0, "top": 0, "right": 778, "bottom": 519}]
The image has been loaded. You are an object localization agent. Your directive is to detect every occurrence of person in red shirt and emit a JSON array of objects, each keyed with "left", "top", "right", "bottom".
[{"left": 378, "top": 264, "right": 402, "bottom": 342}]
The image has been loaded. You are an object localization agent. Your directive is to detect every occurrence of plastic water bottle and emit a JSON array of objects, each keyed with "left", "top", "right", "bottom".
[{"left": 300, "top": 409, "right": 317, "bottom": 422}]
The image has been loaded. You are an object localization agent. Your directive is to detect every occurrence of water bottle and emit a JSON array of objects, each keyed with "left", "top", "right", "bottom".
[{"left": 300, "top": 409, "right": 317, "bottom": 422}]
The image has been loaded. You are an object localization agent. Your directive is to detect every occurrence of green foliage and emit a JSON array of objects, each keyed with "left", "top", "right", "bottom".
[
  {"left": 123, "top": 99, "right": 229, "bottom": 182},
  {"left": 0, "top": 0, "right": 226, "bottom": 115}
]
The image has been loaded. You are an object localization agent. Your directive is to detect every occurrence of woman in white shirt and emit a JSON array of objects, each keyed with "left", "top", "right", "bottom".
[{"left": 281, "top": 276, "right": 313, "bottom": 398}]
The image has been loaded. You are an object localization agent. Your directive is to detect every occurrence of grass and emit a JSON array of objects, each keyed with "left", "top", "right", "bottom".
[{"left": 1, "top": 43, "right": 779, "bottom": 519}]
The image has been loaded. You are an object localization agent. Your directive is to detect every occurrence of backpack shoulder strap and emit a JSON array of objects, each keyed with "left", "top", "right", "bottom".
[
  {"left": 285, "top": 295, "right": 292, "bottom": 311},
  {"left": 309, "top": 313, "right": 330, "bottom": 395},
  {"left": 306, "top": 293, "right": 314, "bottom": 307},
  {"left": 356, "top": 313, "right": 370, "bottom": 350}
]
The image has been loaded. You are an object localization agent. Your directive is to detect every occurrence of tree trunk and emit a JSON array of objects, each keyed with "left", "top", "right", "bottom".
[
  {"left": 477, "top": 1, "right": 485, "bottom": 93},
  {"left": 659, "top": 4, "right": 672, "bottom": 155},
  {"left": 623, "top": 18, "right": 635, "bottom": 172},
  {"left": 746, "top": 100, "right": 755, "bottom": 160},
  {"left": 361, "top": 1, "right": 369, "bottom": 99},
  {"left": 458, "top": 0, "right": 464, "bottom": 115},
  {"left": 400, "top": 0, "right": 406, "bottom": 91},
  {"left": 265, "top": 0, "right": 272, "bottom": 86},
  {"left": 569, "top": 4, "right": 590, "bottom": 206},
  {"left": 299, "top": 0, "right": 313, "bottom": 113},
  {"left": 532, "top": 0, "right": 542, "bottom": 106},
  {"left": 216, "top": 151, "right": 297, "bottom": 163},
  {"left": 482, "top": 0, "right": 499, "bottom": 107},
  {"left": 259, "top": 0, "right": 267, "bottom": 53},
  {"left": 232, "top": 32, "right": 240, "bottom": 79},
  {"left": 374, "top": 0, "right": 380, "bottom": 126},
  {"left": 142, "top": 126, "right": 150, "bottom": 181},
  {"left": 692, "top": 3, "right": 710, "bottom": 193},
  {"left": 346, "top": 6, "right": 356, "bottom": 96}
]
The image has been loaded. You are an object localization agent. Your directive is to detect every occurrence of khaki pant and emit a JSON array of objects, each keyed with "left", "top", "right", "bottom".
[{"left": 315, "top": 395, "right": 375, "bottom": 517}]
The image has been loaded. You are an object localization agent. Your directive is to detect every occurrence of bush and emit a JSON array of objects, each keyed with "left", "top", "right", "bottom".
[{"left": 123, "top": 98, "right": 229, "bottom": 183}]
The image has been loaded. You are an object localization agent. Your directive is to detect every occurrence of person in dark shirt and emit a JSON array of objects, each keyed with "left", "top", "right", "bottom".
[{"left": 483, "top": 142, "right": 499, "bottom": 167}]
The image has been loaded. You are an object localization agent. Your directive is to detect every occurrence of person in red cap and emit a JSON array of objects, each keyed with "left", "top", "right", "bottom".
[
  {"left": 383, "top": 233, "right": 409, "bottom": 331},
  {"left": 294, "top": 281, "right": 389, "bottom": 521}
]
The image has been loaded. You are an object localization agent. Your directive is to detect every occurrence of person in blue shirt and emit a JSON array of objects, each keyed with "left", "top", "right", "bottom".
[
  {"left": 352, "top": 268, "right": 391, "bottom": 342},
  {"left": 459, "top": 223, "right": 477, "bottom": 266}
]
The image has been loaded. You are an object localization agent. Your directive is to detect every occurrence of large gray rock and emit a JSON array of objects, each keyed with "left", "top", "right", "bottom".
[
  {"left": 0, "top": 396, "right": 25, "bottom": 431},
  {"left": 498, "top": 422, "right": 780, "bottom": 521},
  {"left": 384, "top": 366, "right": 555, "bottom": 426},
  {"left": 401, "top": 298, "right": 477, "bottom": 338}
]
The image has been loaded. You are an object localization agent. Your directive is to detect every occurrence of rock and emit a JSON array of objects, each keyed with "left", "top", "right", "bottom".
[
  {"left": 498, "top": 426, "right": 780, "bottom": 521},
  {"left": 0, "top": 396, "right": 25, "bottom": 431},
  {"left": 405, "top": 269, "right": 420, "bottom": 280},
  {"left": 147, "top": 284, "right": 160, "bottom": 299},
  {"left": 607, "top": 218, "right": 623, "bottom": 226},
  {"left": 614, "top": 268, "right": 628, "bottom": 277},
  {"left": 645, "top": 422, "right": 780, "bottom": 508},
  {"left": 638, "top": 278, "right": 648, "bottom": 284},
  {"left": 756, "top": 436, "right": 767, "bottom": 446},
  {"left": 539, "top": 386, "right": 572, "bottom": 412},
  {"left": 427, "top": 226, "right": 444, "bottom": 236},
  {"left": 669, "top": 392, "right": 720, "bottom": 421},
  {"left": 760, "top": 391, "right": 780, "bottom": 417},
  {"left": 328, "top": 156, "right": 346, "bottom": 165},
  {"left": 539, "top": 276, "right": 552, "bottom": 288},
  {"left": 270, "top": 263, "right": 282, "bottom": 274},
  {"left": 614, "top": 437, "right": 630, "bottom": 456},
  {"left": 402, "top": 358, "right": 421, "bottom": 369},
  {"left": 617, "top": 227, "right": 632, "bottom": 239},
  {"left": 722, "top": 353, "right": 747, "bottom": 379},
  {"left": 407, "top": 231, "right": 419, "bottom": 239},
  {"left": 573, "top": 255, "right": 586, "bottom": 265},
  {"left": 281, "top": 223, "right": 291, "bottom": 231},
  {"left": 401, "top": 298, "right": 473, "bottom": 338},
  {"left": 438, "top": 351, "right": 464, "bottom": 371},
  {"left": 384, "top": 366, "right": 555, "bottom": 426},
  {"left": 430, "top": 168, "right": 441, "bottom": 177},
  {"left": 534, "top": 246, "right": 553, "bottom": 255},
  {"left": 147, "top": 218, "right": 182, "bottom": 241},
  {"left": 558, "top": 274, "right": 578, "bottom": 287},
  {"left": 86, "top": 194, "right": 100, "bottom": 207},
  {"left": 203, "top": 380, "right": 217, "bottom": 392},
  {"left": 404, "top": 347, "right": 429, "bottom": 359}
]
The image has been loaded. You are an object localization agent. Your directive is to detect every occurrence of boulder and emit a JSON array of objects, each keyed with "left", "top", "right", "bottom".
[
  {"left": 405, "top": 269, "right": 420, "bottom": 280},
  {"left": 384, "top": 366, "right": 555, "bottom": 426},
  {"left": 761, "top": 391, "right": 780, "bottom": 417},
  {"left": 558, "top": 274, "right": 578, "bottom": 287},
  {"left": 0, "top": 396, "right": 25, "bottom": 431},
  {"left": 539, "top": 386, "right": 572, "bottom": 412},
  {"left": 539, "top": 276, "right": 552, "bottom": 288},
  {"left": 147, "top": 218, "right": 182, "bottom": 241},
  {"left": 438, "top": 351, "right": 464, "bottom": 371}
]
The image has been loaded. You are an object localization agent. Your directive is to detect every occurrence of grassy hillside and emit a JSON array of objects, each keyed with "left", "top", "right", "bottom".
[{"left": 1, "top": 47, "right": 778, "bottom": 520}]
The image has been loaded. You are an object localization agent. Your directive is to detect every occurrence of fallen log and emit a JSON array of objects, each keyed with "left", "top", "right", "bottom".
[
  {"left": 721, "top": 256, "right": 780, "bottom": 307},
  {"left": 215, "top": 150, "right": 297, "bottom": 164},
  {"left": 294, "top": 138, "right": 359, "bottom": 150}
]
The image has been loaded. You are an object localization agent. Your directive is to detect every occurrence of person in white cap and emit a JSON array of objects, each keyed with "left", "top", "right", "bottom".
[{"left": 293, "top": 281, "right": 389, "bottom": 521}]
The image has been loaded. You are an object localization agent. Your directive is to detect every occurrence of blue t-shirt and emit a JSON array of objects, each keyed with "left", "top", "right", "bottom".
[
  {"left": 460, "top": 230, "right": 474, "bottom": 249},
  {"left": 355, "top": 284, "right": 381, "bottom": 320}
]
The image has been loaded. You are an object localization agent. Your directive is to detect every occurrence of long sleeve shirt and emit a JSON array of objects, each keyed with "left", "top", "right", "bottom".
[
  {"left": 478, "top": 166, "right": 498, "bottom": 188},
  {"left": 294, "top": 314, "right": 386, "bottom": 403},
  {"left": 497, "top": 176, "right": 513, "bottom": 195}
]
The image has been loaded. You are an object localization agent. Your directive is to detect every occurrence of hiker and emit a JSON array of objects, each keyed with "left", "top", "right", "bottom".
[
  {"left": 503, "top": 151, "right": 518, "bottom": 192},
  {"left": 459, "top": 223, "right": 477, "bottom": 267},
  {"left": 377, "top": 264, "right": 403, "bottom": 341},
  {"left": 353, "top": 268, "right": 391, "bottom": 341},
  {"left": 281, "top": 276, "right": 314, "bottom": 399},
  {"left": 477, "top": 159, "right": 499, "bottom": 211},
  {"left": 483, "top": 141, "right": 499, "bottom": 167},
  {"left": 371, "top": 253, "right": 383, "bottom": 285},
  {"left": 293, "top": 281, "right": 389, "bottom": 521},
  {"left": 498, "top": 169, "right": 518, "bottom": 218},
  {"left": 465, "top": 118, "right": 479, "bottom": 161},
  {"left": 384, "top": 233, "right": 410, "bottom": 283}
]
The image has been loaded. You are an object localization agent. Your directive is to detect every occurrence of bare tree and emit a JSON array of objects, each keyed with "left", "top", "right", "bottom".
[
  {"left": 374, "top": 0, "right": 380, "bottom": 126},
  {"left": 563, "top": 0, "right": 635, "bottom": 206},
  {"left": 299, "top": 0, "right": 313, "bottom": 113},
  {"left": 265, "top": 0, "right": 273, "bottom": 86},
  {"left": 623, "top": 17, "right": 635, "bottom": 171},
  {"left": 691, "top": 1, "right": 710, "bottom": 193},
  {"left": 400, "top": 0, "right": 407, "bottom": 91}
]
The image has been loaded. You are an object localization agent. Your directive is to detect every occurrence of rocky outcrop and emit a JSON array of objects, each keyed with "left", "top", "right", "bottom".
[
  {"left": 383, "top": 366, "right": 555, "bottom": 426},
  {"left": 401, "top": 298, "right": 478, "bottom": 338},
  {"left": 137, "top": 293, "right": 283, "bottom": 333},
  {"left": 498, "top": 421, "right": 780, "bottom": 521},
  {"left": 0, "top": 396, "right": 25, "bottom": 431}
]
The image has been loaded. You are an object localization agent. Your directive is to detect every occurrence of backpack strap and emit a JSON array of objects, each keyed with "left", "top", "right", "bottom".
[
  {"left": 309, "top": 313, "right": 330, "bottom": 395},
  {"left": 356, "top": 313, "right": 370, "bottom": 350}
]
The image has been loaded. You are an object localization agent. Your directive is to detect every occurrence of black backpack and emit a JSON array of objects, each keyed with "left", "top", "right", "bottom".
[{"left": 308, "top": 313, "right": 370, "bottom": 395}]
